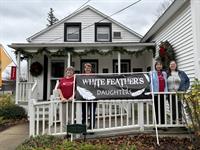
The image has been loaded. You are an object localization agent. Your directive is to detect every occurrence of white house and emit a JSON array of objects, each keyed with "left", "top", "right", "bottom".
[
  {"left": 142, "top": 0, "right": 200, "bottom": 81},
  {"left": 9, "top": 5, "right": 155, "bottom": 103},
  {"left": 8, "top": 2, "right": 195, "bottom": 137}
]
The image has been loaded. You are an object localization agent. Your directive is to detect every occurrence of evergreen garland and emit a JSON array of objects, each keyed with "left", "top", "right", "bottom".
[{"left": 16, "top": 46, "right": 155, "bottom": 59}]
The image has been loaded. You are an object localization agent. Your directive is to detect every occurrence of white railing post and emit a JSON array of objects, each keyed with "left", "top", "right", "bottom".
[
  {"left": 138, "top": 102, "right": 144, "bottom": 131},
  {"left": 75, "top": 102, "right": 82, "bottom": 124},
  {"left": 29, "top": 98, "right": 35, "bottom": 136}
]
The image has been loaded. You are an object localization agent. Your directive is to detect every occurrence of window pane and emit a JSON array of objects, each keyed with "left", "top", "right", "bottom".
[
  {"left": 67, "top": 26, "right": 79, "bottom": 41},
  {"left": 113, "top": 61, "right": 130, "bottom": 73},
  {"left": 51, "top": 62, "right": 64, "bottom": 78},
  {"left": 97, "top": 27, "right": 109, "bottom": 33},
  {"left": 68, "top": 34, "right": 79, "bottom": 40},
  {"left": 97, "top": 27, "right": 110, "bottom": 41},
  {"left": 121, "top": 63, "right": 129, "bottom": 73},
  {"left": 97, "top": 34, "right": 109, "bottom": 39},
  {"left": 67, "top": 27, "right": 79, "bottom": 33}
]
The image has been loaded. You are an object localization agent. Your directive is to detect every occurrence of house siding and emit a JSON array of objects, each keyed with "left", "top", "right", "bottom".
[
  {"left": 31, "top": 9, "right": 140, "bottom": 43},
  {"left": 152, "top": 3, "right": 195, "bottom": 80},
  {"left": 32, "top": 55, "right": 44, "bottom": 100}
]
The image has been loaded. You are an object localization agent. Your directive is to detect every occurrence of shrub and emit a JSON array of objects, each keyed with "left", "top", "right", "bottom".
[
  {"left": 16, "top": 135, "right": 63, "bottom": 150},
  {"left": 0, "top": 116, "right": 9, "bottom": 125},
  {"left": 183, "top": 78, "right": 200, "bottom": 149},
  {"left": 0, "top": 94, "right": 14, "bottom": 108},
  {"left": 0, "top": 105, "right": 27, "bottom": 120},
  {"left": 184, "top": 79, "right": 200, "bottom": 132}
]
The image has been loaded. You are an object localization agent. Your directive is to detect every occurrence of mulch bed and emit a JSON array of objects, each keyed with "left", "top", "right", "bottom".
[
  {"left": 0, "top": 119, "right": 27, "bottom": 132},
  {"left": 76, "top": 134, "right": 199, "bottom": 150}
]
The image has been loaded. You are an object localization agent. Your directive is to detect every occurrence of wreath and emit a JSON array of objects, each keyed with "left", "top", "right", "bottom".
[
  {"left": 158, "top": 41, "right": 176, "bottom": 69},
  {"left": 30, "top": 62, "right": 43, "bottom": 77}
]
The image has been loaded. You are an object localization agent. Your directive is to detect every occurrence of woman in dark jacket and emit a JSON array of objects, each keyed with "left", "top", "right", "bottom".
[{"left": 167, "top": 60, "right": 190, "bottom": 123}]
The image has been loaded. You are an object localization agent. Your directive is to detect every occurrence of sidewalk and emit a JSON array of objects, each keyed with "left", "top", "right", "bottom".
[{"left": 0, "top": 123, "right": 29, "bottom": 150}]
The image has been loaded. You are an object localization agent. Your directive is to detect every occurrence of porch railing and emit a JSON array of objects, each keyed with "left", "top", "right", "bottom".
[
  {"left": 29, "top": 92, "right": 187, "bottom": 137},
  {"left": 16, "top": 82, "right": 35, "bottom": 103}
]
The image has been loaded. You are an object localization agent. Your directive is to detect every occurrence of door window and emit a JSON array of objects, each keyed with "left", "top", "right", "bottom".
[
  {"left": 113, "top": 59, "right": 130, "bottom": 73},
  {"left": 50, "top": 61, "right": 65, "bottom": 94}
]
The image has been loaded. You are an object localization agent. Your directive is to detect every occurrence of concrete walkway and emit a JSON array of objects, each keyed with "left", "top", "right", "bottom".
[{"left": 0, "top": 123, "right": 29, "bottom": 150}]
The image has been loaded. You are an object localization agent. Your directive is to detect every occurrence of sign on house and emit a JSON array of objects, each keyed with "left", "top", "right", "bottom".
[{"left": 75, "top": 73, "right": 151, "bottom": 100}]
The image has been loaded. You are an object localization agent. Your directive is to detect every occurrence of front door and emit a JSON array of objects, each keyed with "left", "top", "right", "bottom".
[
  {"left": 50, "top": 60, "right": 65, "bottom": 95},
  {"left": 80, "top": 59, "right": 98, "bottom": 73}
]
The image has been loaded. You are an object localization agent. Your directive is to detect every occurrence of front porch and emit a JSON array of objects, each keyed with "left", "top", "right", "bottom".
[{"left": 9, "top": 42, "right": 155, "bottom": 103}]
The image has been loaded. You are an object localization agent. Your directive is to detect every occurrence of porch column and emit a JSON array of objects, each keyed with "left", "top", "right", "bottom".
[
  {"left": 67, "top": 52, "right": 71, "bottom": 67},
  {"left": 191, "top": 0, "right": 200, "bottom": 79},
  {"left": 15, "top": 51, "right": 21, "bottom": 104},
  {"left": 118, "top": 52, "right": 121, "bottom": 73},
  {"left": 27, "top": 58, "right": 32, "bottom": 81}
]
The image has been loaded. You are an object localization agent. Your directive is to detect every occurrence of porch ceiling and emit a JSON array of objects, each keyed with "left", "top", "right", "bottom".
[{"left": 8, "top": 42, "right": 155, "bottom": 51}]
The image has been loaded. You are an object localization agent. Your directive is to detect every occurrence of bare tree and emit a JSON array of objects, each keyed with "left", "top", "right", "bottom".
[
  {"left": 155, "top": 0, "right": 174, "bottom": 19},
  {"left": 47, "top": 8, "right": 59, "bottom": 27}
]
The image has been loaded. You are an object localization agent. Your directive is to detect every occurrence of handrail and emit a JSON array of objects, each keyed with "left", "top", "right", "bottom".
[
  {"left": 153, "top": 91, "right": 185, "bottom": 94},
  {"left": 54, "top": 80, "right": 59, "bottom": 90},
  {"left": 31, "top": 80, "right": 37, "bottom": 92}
]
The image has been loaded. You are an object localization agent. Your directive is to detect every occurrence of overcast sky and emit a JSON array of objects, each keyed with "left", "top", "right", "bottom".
[{"left": 0, "top": 0, "right": 169, "bottom": 64}]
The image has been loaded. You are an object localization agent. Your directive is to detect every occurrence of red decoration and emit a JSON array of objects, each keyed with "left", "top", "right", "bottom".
[
  {"left": 10, "top": 66, "right": 16, "bottom": 80},
  {"left": 157, "top": 41, "right": 176, "bottom": 69},
  {"left": 159, "top": 47, "right": 165, "bottom": 56}
]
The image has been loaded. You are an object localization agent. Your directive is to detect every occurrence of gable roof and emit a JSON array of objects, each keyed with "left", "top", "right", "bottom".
[
  {"left": 141, "top": 0, "right": 188, "bottom": 42},
  {"left": 27, "top": 5, "right": 142, "bottom": 42}
]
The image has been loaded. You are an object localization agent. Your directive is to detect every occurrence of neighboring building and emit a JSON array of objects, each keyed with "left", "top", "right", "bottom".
[
  {"left": 9, "top": 5, "right": 155, "bottom": 102},
  {"left": 0, "top": 80, "right": 16, "bottom": 94},
  {"left": 142, "top": 0, "right": 200, "bottom": 81}
]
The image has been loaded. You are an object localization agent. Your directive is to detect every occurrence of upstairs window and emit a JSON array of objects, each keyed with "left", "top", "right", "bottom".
[
  {"left": 113, "top": 32, "right": 121, "bottom": 39},
  {"left": 95, "top": 23, "right": 112, "bottom": 42},
  {"left": 64, "top": 23, "right": 81, "bottom": 42}
]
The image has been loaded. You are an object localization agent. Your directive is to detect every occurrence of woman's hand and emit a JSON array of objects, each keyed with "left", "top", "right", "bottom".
[
  {"left": 68, "top": 97, "right": 73, "bottom": 101},
  {"left": 61, "top": 97, "right": 67, "bottom": 102}
]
